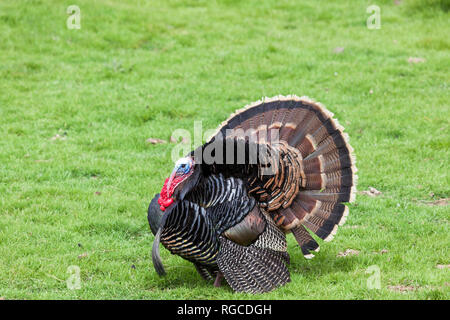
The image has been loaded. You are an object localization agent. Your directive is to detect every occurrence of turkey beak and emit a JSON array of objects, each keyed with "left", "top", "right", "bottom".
[{"left": 166, "top": 169, "right": 178, "bottom": 199}]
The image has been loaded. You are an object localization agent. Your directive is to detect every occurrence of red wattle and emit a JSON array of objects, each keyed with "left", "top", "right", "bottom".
[{"left": 158, "top": 177, "right": 177, "bottom": 212}]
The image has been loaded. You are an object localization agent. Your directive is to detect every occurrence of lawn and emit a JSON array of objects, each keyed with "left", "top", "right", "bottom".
[{"left": 0, "top": 0, "right": 448, "bottom": 300}]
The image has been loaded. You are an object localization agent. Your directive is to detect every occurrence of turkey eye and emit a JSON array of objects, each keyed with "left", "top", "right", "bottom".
[{"left": 177, "top": 163, "right": 189, "bottom": 174}]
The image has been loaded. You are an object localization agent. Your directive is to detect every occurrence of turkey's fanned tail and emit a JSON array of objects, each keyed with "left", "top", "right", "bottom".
[{"left": 209, "top": 95, "right": 357, "bottom": 258}]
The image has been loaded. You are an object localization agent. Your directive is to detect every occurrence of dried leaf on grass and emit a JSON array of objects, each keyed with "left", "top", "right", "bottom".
[
  {"left": 387, "top": 285, "right": 416, "bottom": 292},
  {"left": 146, "top": 138, "right": 167, "bottom": 144},
  {"left": 418, "top": 198, "right": 449, "bottom": 206},
  {"left": 426, "top": 198, "right": 449, "bottom": 206},
  {"left": 50, "top": 134, "right": 67, "bottom": 141},
  {"left": 408, "top": 57, "right": 426, "bottom": 64},
  {"left": 360, "top": 187, "right": 382, "bottom": 197},
  {"left": 337, "top": 249, "right": 360, "bottom": 258},
  {"left": 78, "top": 252, "right": 88, "bottom": 259}
]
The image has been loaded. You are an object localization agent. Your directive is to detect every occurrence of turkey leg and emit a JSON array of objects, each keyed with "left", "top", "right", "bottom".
[{"left": 214, "top": 272, "right": 223, "bottom": 287}]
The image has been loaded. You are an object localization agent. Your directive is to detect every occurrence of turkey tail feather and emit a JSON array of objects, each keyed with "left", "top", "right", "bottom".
[{"left": 209, "top": 95, "right": 357, "bottom": 258}]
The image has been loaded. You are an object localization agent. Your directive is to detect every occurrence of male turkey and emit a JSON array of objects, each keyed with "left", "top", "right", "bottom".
[{"left": 148, "top": 95, "right": 357, "bottom": 293}]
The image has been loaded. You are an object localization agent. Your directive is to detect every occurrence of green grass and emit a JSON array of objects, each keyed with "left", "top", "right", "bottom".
[{"left": 0, "top": 0, "right": 449, "bottom": 300}]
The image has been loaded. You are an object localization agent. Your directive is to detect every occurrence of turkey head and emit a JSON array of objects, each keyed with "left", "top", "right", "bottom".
[{"left": 157, "top": 156, "right": 200, "bottom": 211}]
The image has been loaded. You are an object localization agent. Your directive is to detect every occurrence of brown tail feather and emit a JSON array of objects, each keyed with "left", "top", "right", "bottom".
[
  {"left": 291, "top": 225, "right": 320, "bottom": 259},
  {"left": 208, "top": 95, "right": 357, "bottom": 257}
]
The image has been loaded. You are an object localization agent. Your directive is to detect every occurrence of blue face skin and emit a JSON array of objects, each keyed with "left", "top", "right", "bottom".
[
  {"left": 174, "top": 158, "right": 193, "bottom": 177},
  {"left": 176, "top": 162, "right": 190, "bottom": 175}
]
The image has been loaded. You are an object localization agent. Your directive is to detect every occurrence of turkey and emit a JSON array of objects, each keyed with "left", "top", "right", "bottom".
[{"left": 147, "top": 95, "right": 357, "bottom": 293}]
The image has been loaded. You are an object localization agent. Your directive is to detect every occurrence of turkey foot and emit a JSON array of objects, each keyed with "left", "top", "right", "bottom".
[{"left": 214, "top": 272, "right": 223, "bottom": 287}]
